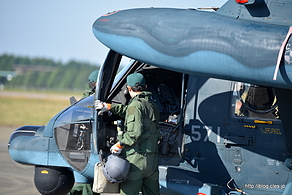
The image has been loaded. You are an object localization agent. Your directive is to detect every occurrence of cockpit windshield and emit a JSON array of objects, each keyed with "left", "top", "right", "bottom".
[{"left": 53, "top": 96, "right": 94, "bottom": 171}]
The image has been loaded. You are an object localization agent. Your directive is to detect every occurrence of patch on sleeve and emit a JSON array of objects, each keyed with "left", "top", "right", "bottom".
[{"left": 127, "top": 106, "right": 135, "bottom": 115}]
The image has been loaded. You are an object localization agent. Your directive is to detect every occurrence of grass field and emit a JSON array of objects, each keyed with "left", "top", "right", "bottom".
[{"left": 0, "top": 90, "right": 82, "bottom": 127}]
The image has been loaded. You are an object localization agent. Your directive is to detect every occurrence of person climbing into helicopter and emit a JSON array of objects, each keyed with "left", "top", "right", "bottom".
[{"left": 95, "top": 72, "right": 161, "bottom": 195}]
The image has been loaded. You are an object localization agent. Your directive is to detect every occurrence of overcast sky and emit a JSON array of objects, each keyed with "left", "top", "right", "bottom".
[{"left": 0, "top": 0, "right": 227, "bottom": 65}]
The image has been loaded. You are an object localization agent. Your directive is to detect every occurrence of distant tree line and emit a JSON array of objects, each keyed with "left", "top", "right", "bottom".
[{"left": 0, "top": 54, "right": 100, "bottom": 91}]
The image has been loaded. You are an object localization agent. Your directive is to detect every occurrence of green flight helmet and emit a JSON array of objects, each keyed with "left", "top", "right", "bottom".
[{"left": 88, "top": 70, "right": 99, "bottom": 83}]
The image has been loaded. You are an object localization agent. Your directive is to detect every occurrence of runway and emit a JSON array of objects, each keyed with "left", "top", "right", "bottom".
[{"left": 0, "top": 126, "right": 40, "bottom": 195}]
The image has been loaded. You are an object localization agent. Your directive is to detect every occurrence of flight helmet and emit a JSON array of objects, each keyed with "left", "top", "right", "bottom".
[{"left": 102, "top": 154, "right": 130, "bottom": 183}]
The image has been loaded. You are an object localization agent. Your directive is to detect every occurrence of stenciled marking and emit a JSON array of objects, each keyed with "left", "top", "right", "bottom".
[
  {"left": 99, "top": 19, "right": 110, "bottom": 22},
  {"left": 267, "top": 159, "right": 281, "bottom": 166},
  {"left": 273, "top": 26, "right": 292, "bottom": 80},
  {"left": 285, "top": 43, "right": 292, "bottom": 64},
  {"left": 191, "top": 125, "right": 221, "bottom": 142}
]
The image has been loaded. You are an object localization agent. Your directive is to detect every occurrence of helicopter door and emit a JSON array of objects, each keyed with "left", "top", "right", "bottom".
[
  {"left": 95, "top": 50, "right": 122, "bottom": 101},
  {"left": 93, "top": 50, "right": 122, "bottom": 152}
]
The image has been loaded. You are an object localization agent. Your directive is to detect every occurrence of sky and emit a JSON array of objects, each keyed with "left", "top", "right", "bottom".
[{"left": 0, "top": 0, "right": 227, "bottom": 66}]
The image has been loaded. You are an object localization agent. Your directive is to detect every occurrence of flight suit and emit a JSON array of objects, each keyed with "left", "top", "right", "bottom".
[
  {"left": 67, "top": 183, "right": 97, "bottom": 195},
  {"left": 81, "top": 87, "right": 95, "bottom": 99},
  {"left": 109, "top": 91, "right": 160, "bottom": 195}
]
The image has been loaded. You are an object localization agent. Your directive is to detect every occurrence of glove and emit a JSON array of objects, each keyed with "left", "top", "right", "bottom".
[
  {"left": 110, "top": 142, "right": 124, "bottom": 155},
  {"left": 94, "top": 100, "right": 111, "bottom": 112}
]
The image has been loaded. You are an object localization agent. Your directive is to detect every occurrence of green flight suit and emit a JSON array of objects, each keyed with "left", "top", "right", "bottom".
[
  {"left": 81, "top": 87, "right": 95, "bottom": 99},
  {"left": 67, "top": 183, "right": 98, "bottom": 195},
  {"left": 110, "top": 91, "right": 160, "bottom": 195}
]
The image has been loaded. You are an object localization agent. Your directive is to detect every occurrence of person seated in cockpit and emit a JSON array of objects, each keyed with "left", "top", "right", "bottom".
[{"left": 238, "top": 84, "right": 278, "bottom": 119}]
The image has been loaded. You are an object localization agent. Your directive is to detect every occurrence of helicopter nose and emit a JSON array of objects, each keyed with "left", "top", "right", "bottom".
[
  {"left": 8, "top": 126, "right": 48, "bottom": 165},
  {"left": 8, "top": 126, "right": 39, "bottom": 147}
]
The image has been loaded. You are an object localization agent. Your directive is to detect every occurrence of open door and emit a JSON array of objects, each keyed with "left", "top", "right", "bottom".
[
  {"left": 93, "top": 50, "right": 122, "bottom": 155},
  {"left": 93, "top": 50, "right": 186, "bottom": 165}
]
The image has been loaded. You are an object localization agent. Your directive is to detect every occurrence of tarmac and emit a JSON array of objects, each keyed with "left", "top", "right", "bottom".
[{"left": 0, "top": 126, "right": 40, "bottom": 195}]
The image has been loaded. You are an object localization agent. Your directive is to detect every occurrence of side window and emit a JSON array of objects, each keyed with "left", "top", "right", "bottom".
[
  {"left": 53, "top": 96, "right": 94, "bottom": 171},
  {"left": 232, "top": 82, "right": 279, "bottom": 120}
]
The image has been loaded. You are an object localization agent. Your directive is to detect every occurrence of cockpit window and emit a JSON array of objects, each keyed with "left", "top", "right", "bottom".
[
  {"left": 53, "top": 96, "right": 94, "bottom": 171},
  {"left": 232, "top": 82, "right": 279, "bottom": 120}
]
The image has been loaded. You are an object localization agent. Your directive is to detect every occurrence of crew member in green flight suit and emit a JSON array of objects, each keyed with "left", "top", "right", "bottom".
[
  {"left": 82, "top": 70, "right": 99, "bottom": 99},
  {"left": 95, "top": 72, "right": 160, "bottom": 195}
]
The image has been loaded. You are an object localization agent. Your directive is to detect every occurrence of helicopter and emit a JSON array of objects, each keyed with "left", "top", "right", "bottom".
[{"left": 8, "top": 0, "right": 292, "bottom": 194}]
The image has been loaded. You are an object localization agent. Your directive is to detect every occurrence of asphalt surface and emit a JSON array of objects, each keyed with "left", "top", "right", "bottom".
[{"left": 0, "top": 126, "right": 40, "bottom": 195}]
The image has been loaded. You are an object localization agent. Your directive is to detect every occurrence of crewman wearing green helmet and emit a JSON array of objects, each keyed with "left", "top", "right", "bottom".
[
  {"left": 95, "top": 72, "right": 160, "bottom": 195},
  {"left": 82, "top": 70, "right": 99, "bottom": 99}
]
